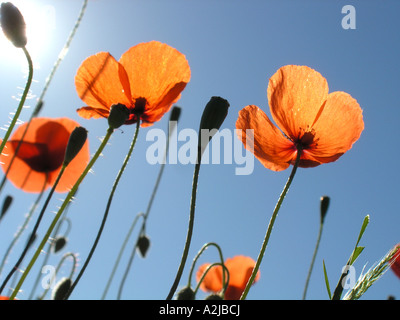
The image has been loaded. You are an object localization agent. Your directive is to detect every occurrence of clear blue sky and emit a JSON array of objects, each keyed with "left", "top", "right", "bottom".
[{"left": 0, "top": 0, "right": 399, "bottom": 300}]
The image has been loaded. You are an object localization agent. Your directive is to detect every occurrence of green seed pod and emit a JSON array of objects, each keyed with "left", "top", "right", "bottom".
[
  {"left": 63, "top": 126, "right": 88, "bottom": 166},
  {"left": 108, "top": 103, "right": 130, "bottom": 129},
  {"left": 137, "top": 234, "right": 151, "bottom": 258},
  {"left": 0, "top": 2, "right": 27, "bottom": 48},
  {"left": 51, "top": 277, "right": 72, "bottom": 300},
  {"left": 176, "top": 286, "right": 195, "bottom": 300}
]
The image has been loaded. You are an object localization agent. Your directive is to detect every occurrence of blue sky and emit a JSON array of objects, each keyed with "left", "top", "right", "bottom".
[{"left": 0, "top": 0, "right": 399, "bottom": 300}]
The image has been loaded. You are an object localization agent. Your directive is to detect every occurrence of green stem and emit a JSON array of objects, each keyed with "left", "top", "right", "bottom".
[
  {"left": 240, "top": 148, "right": 302, "bottom": 300},
  {"left": 0, "top": 47, "right": 33, "bottom": 157},
  {"left": 0, "top": 1, "right": 88, "bottom": 193},
  {"left": 0, "top": 178, "right": 47, "bottom": 277},
  {"left": 302, "top": 220, "right": 324, "bottom": 300},
  {"left": 166, "top": 148, "right": 202, "bottom": 300},
  {"left": 193, "top": 263, "right": 230, "bottom": 297},
  {"left": 9, "top": 127, "right": 114, "bottom": 300},
  {"left": 101, "top": 212, "right": 145, "bottom": 299},
  {"left": 64, "top": 121, "right": 140, "bottom": 300},
  {"left": 0, "top": 169, "right": 63, "bottom": 295},
  {"left": 187, "top": 242, "right": 225, "bottom": 288}
]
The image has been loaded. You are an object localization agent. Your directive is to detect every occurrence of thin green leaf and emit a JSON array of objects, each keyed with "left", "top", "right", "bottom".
[
  {"left": 350, "top": 246, "right": 365, "bottom": 265},
  {"left": 323, "top": 260, "right": 332, "bottom": 300}
]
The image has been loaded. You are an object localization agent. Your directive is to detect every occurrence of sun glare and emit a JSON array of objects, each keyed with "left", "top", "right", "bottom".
[{"left": 0, "top": 0, "right": 55, "bottom": 67}]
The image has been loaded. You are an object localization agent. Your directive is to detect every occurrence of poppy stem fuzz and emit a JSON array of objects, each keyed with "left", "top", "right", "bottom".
[
  {"left": 64, "top": 120, "right": 141, "bottom": 300},
  {"left": 166, "top": 97, "right": 229, "bottom": 300},
  {"left": 302, "top": 195, "right": 331, "bottom": 300},
  {"left": 9, "top": 126, "right": 115, "bottom": 300},
  {"left": 0, "top": 46, "right": 33, "bottom": 158},
  {"left": 240, "top": 146, "right": 303, "bottom": 300}
]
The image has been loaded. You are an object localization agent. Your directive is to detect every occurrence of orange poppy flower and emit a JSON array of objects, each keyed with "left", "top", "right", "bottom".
[
  {"left": 236, "top": 65, "right": 364, "bottom": 171},
  {"left": 75, "top": 40, "right": 191, "bottom": 127},
  {"left": 390, "top": 244, "right": 400, "bottom": 279},
  {"left": 196, "top": 255, "right": 260, "bottom": 300},
  {"left": 0, "top": 117, "right": 90, "bottom": 193}
]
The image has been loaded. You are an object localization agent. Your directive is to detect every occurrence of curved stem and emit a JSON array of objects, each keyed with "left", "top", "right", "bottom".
[
  {"left": 166, "top": 148, "right": 202, "bottom": 300},
  {"left": 9, "top": 127, "right": 114, "bottom": 300},
  {"left": 240, "top": 148, "right": 302, "bottom": 300},
  {"left": 193, "top": 263, "right": 230, "bottom": 297},
  {"left": 0, "top": 1, "right": 88, "bottom": 193},
  {"left": 0, "top": 47, "right": 33, "bottom": 157},
  {"left": 302, "top": 220, "right": 324, "bottom": 299},
  {"left": 64, "top": 122, "right": 140, "bottom": 300},
  {"left": 187, "top": 242, "right": 225, "bottom": 288},
  {"left": 0, "top": 168, "right": 64, "bottom": 295}
]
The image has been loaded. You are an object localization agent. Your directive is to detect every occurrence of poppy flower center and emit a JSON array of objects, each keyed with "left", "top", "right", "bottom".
[
  {"left": 294, "top": 127, "right": 317, "bottom": 150},
  {"left": 132, "top": 97, "right": 147, "bottom": 116}
]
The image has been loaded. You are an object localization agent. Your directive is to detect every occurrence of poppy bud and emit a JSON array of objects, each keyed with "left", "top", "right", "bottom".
[
  {"left": 320, "top": 196, "right": 330, "bottom": 223},
  {"left": 198, "top": 96, "right": 229, "bottom": 156},
  {"left": 176, "top": 286, "right": 195, "bottom": 300},
  {"left": 205, "top": 293, "right": 223, "bottom": 300},
  {"left": 169, "top": 106, "right": 181, "bottom": 122},
  {"left": 51, "top": 277, "right": 72, "bottom": 300},
  {"left": 52, "top": 236, "right": 67, "bottom": 254},
  {"left": 0, "top": 195, "right": 13, "bottom": 221},
  {"left": 63, "top": 126, "right": 88, "bottom": 166},
  {"left": 0, "top": 2, "right": 27, "bottom": 48},
  {"left": 137, "top": 234, "right": 151, "bottom": 258},
  {"left": 108, "top": 103, "right": 130, "bottom": 129}
]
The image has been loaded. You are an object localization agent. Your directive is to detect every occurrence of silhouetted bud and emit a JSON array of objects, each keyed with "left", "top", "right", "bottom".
[
  {"left": 205, "top": 293, "right": 223, "bottom": 300},
  {"left": 63, "top": 126, "right": 88, "bottom": 166},
  {"left": 52, "top": 236, "right": 67, "bottom": 253},
  {"left": 198, "top": 96, "right": 229, "bottom": 156},
  {"left": 137, "top": 234, "right": 150, "bottom": 258},
  {"left": 0, "top": 2, "right": 27, "bottom": 48},
  {"left": 108, "top": 103, "right": 130, "bottom": 129},
  {"left": 0, "top": 195, "right": 13, "bottom": 221},
  {"left": 320, "top": 196, "right": 330, "bottom": 223},
  {"left": 169, "top": 106, "right": 181, "bottom": 122},
  {"left": 176, "top": 286, "right": 195, "bottom": 300},
  {"left": 51, "top": 277, "right": 72, "bottom": 300}
]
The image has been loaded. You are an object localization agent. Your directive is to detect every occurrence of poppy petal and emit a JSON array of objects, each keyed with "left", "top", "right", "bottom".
[
  {"left": 75, "top": 52, "right": 131, "bottom": 117},
  {"left": 236, "top": 105, "right": 296, "bottom": 171},
  {"left": 308, "top": 91, "right": 364, "bottom": 163},
  {"left": 224, "top": 256, "right": 260, "bottom": 290},
  {"left": 196, "top": 263, "right": 223, "bottom": 292},
  {"left": 119, "top": 41, "right": 190, "bottom": 124},
  {"left": 267, "top": 65, "right": 329, "bottom": 140}
]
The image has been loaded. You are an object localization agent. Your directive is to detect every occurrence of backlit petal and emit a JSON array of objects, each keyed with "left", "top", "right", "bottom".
[
  {"left": 308, "top": 91, "right": 364, "bottom": 163},
  {"left": 119, "top": 41, "right": 190, "bottom": 123},
  {"left": 75, "top": 52, "right": 131, "bottom": 117},
  {"left": 236, "top": 105, "right": 295, "bottom": 171},
  {"left": 196, "top": 263, "right": 223, "bottom": 292},
  {"left": 267, "top": 65, "right": 329, "bottom": 139}
]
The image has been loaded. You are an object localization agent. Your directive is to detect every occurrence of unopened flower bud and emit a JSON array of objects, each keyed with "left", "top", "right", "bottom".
[
  {"left": 0, "top": 2, "right": 27, "bottom": 48},
  {"left": 0, "top": 195, "right": 12, "bottom": 221},
  {"left": 108, "top": 103, "right": 130, "bottom": 129},
  {"left": 198, "top": 96, "right": 229, "bottom": 157},
  {"left": 320, "top": 195, "right": 330, "bottom": 223},
  {"left": 169, "top": 106, "right": 181, "bottom": 122},
  {"left": 176, "top": 286, "right": 195, "bottom": 300},
  {"left": 137, "top": 234, "right": 151, "bottom": 258},
  {"left": 63, "top": 126, "right": 88, "bottom": 166},
  {"left": 52, "top": 236, "right": 67, "bottom": 253},
  {"left": 205, "top": 293, "right": 223, "bottom": 300},
  {"left": 51, "top": 277, "right": 72, "bottom": 300}
]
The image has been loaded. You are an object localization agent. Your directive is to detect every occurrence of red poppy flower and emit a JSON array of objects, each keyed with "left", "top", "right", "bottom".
[
  {"left": 196, "top": 255, "right": 260, "bottom": 300},
  {"left": 390, "top": 244, "right": 400, "bottom": 279},
  {"left": 236, "top": 65, "right": 364, "bottom": 171},
  {"left": 75, "top": 40, "right": 191, "bottom": 127},
  {"left": 0, "top": 117, "right": 90, "bottom": 193}
]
